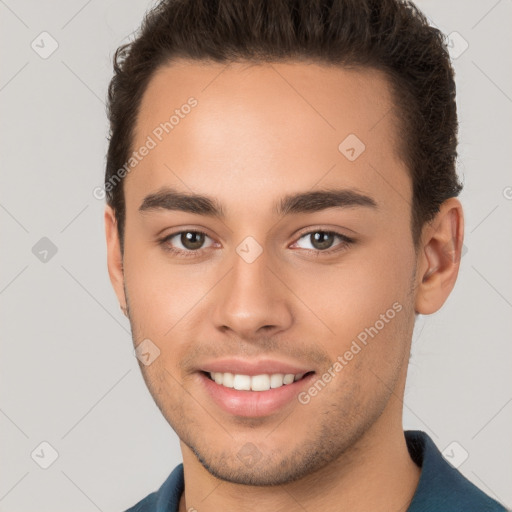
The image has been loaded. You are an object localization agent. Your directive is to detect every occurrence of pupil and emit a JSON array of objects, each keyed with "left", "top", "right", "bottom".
[
  {"left": 183, "top": 232, "right": 204, "bottom": 250},
  {"left": 312, "top": 232, "right": 333, "bottom": 250}
]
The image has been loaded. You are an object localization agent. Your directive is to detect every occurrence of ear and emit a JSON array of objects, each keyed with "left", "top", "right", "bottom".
[
  {"left": 105, "top": 205, "right": 127, "bottom": 316},
  {"left": 415, "top": 197, "right": 465, "bottom": 315}
]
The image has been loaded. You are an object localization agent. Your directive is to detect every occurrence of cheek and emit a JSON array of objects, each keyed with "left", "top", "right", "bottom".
[
  {"left": 292, "top": 242, "right": 413, "bottom": 336},
  {"left": 289, "top": 243, "right": 414, "bottom": 394},
  {"left": 125, "top": 260, "right": 211, "bottom": 339}
]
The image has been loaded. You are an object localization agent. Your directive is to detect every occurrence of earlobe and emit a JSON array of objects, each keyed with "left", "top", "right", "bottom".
[
  {"left": 104, "top": 206, "right": 127, "bottom": 312},
  {"left": 415, "top": 198, "right": 465, "bottom": 315}
]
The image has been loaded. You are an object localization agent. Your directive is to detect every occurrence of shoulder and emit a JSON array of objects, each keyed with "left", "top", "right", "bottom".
[
  {"left": 405, "top": 430, "right": 507, "bottom": 512},
  {"left": 123, "top": 463, "right": 184, "bottom": 512}
]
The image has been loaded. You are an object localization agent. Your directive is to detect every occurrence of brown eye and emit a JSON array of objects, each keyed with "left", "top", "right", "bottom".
[
  {"left": 292, "top": 230, "right": 354, "bottom": 256},
  {"left": 160, "top": 230, "right": 214, "bottom": 256},
  {"left": 179, "top": 231, "right": 206, "bottom": 250},
  {"left": 308, "top": 231, "right": 336, "bottom": 250}
]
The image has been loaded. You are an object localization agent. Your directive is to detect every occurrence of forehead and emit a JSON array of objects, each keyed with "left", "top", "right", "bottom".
[{"left": 126, "top": 59, "right": 410, "bottom": 222}]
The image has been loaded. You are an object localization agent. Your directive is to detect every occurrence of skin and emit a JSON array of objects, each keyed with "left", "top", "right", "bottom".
[{"left": 105, "top": 60, "right": 464, "bottom": 512}]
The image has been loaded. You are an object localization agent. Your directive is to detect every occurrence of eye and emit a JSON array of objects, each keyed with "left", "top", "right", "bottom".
[
  {"left": 291, "top": 229, "right": 354, "bottom": 255},
  {"left": 159, "top": 228, "right": 354, "bottom": 258},
  {"left": 159, "top": 230, "right": 216, "bottom": 257}
]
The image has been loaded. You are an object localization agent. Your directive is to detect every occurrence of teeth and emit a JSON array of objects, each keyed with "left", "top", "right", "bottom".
[
  {"left": 233, "top": 374, "right": 251, "bottom": 390},
  {"left": 208, "top": 372, "right": 307, "bottom": 391},
  {"left": 283, "top": 374, "right": 295, "bottom": 385},
  {"left": 222, "top": 372, "right": 234, "bottom": 388},
  {"left": 251, "top": 374, "right": 270, "bottom": 391},
  {"left": 270, "top": 373, "right": 285, "bottom": 388}
]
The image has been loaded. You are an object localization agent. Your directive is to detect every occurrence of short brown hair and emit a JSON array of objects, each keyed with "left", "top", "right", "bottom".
[{"left": 105, "top": 0, "right": 463, "bottom": 251}]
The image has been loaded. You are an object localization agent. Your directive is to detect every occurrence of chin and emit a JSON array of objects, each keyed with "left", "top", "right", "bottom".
[{"left": 185, "top": 435, "right": 344, "bottom": 487}]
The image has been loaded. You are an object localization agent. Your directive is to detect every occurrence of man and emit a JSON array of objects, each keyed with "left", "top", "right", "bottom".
[{"left": 103, "top": 0, "right": 507, "bottom": 510}]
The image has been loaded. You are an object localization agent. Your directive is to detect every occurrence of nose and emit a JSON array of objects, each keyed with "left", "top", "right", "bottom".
[{"left": 211, "top": 249, "right": 294, "bottom": 341}]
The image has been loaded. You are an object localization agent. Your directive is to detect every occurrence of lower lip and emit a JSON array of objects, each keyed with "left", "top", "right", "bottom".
[{"left": 198, "top": 372, "right": 315, "bottom": 418}]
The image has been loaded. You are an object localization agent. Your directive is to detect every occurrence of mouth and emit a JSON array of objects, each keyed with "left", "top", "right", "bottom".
[
  {"left": 196, "top": 363, "right": 317, "bottom": 417},
  {"left": 202, "top": 370, "right": 315, "bottom": 391}
]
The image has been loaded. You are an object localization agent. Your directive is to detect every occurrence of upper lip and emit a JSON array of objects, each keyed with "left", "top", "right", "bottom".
[{"left": 199, "top": 358, "right": 314, "bottom": 376}]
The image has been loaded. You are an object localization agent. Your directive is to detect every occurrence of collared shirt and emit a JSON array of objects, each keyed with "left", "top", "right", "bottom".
[{"left": 124, "top": 430, "right": 507, "bottom": 511}]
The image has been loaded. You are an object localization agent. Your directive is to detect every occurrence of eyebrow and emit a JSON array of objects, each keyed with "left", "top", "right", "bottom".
[{"left": 139, "top": 187, "right": 378, "bottom": 218}]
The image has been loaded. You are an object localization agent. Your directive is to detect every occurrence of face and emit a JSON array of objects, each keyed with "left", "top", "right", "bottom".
[{"left": 110, "top": 60, "right": 422, "bottom": 485}]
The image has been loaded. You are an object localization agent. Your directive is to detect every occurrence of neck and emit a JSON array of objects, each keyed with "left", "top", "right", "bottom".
[{"left": 178, "top": 398, "right": 421, "bottom": 512}]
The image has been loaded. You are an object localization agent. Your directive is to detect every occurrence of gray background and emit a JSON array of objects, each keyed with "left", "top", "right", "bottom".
[{"left": 1, "top": 0, "right": 511, "bottom": 510}]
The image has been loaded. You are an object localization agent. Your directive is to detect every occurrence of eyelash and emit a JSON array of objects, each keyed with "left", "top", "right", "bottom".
[{"left": 158, "top": 229, "right": 355, "bottom": 258}]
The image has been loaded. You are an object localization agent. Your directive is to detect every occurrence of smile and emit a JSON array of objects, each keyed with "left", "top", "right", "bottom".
[{"left": 207, "top": 371, "right": 311, "bottom": 391}]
